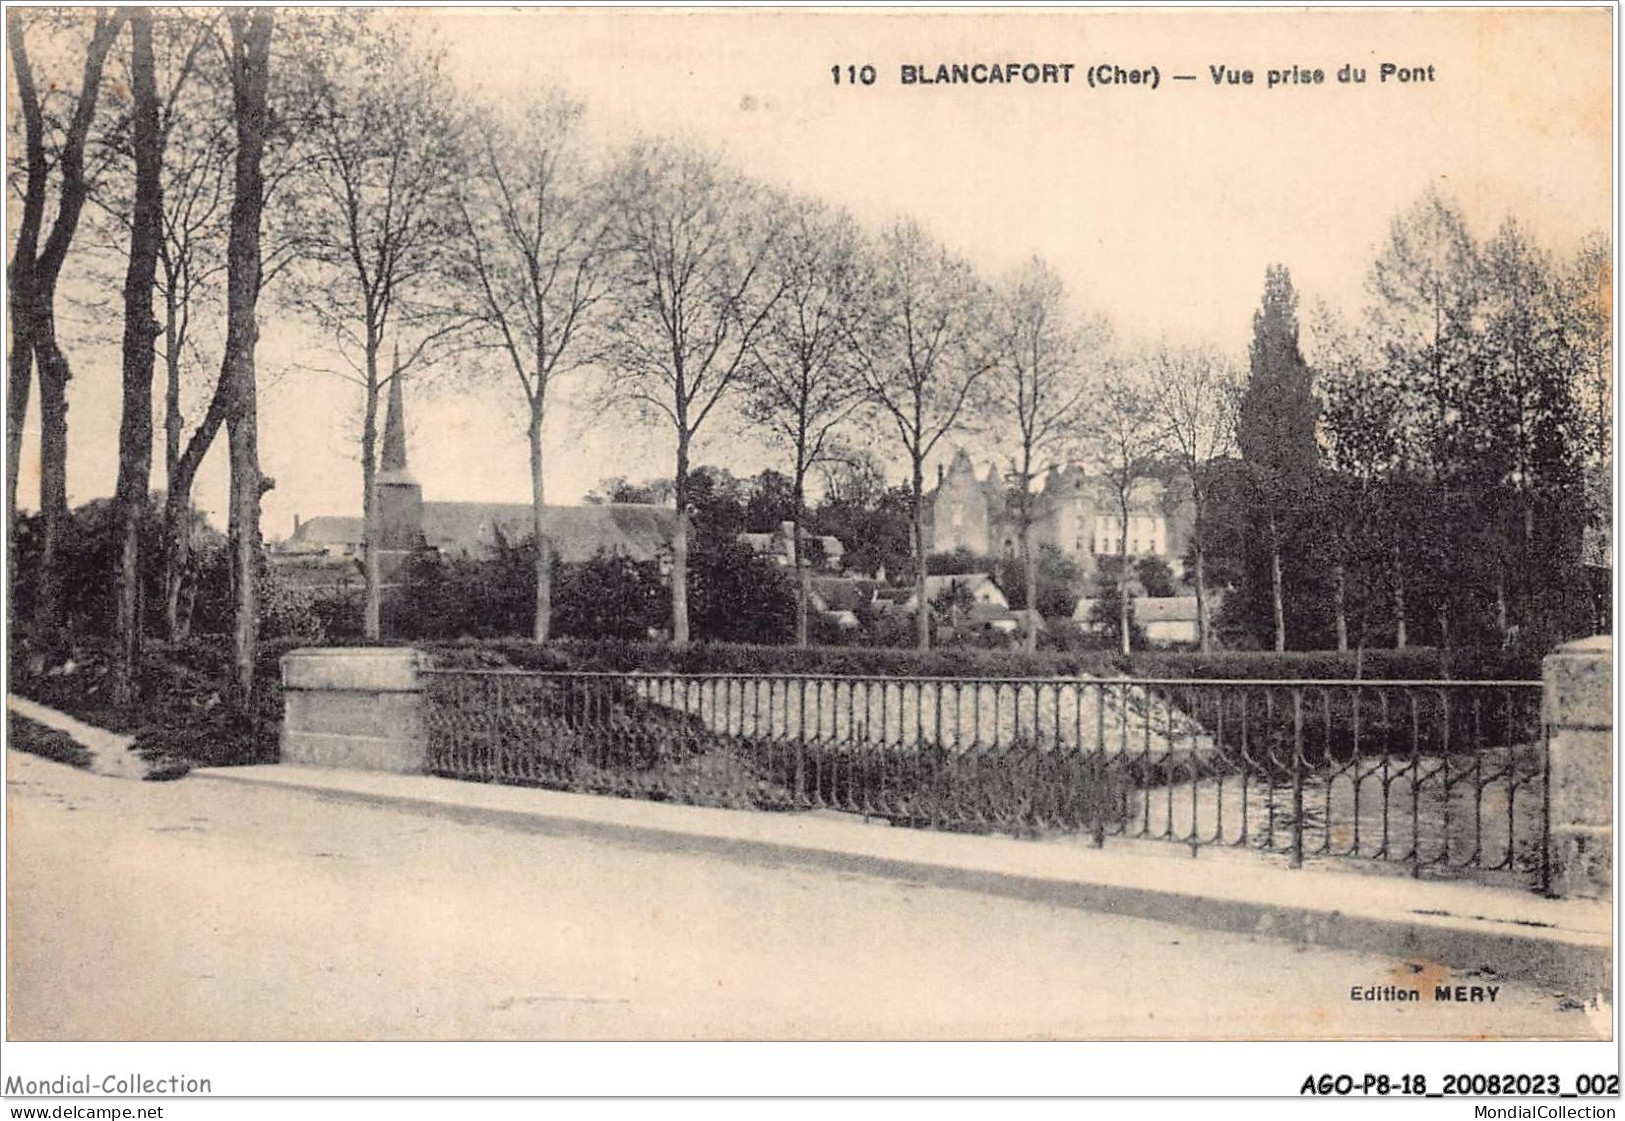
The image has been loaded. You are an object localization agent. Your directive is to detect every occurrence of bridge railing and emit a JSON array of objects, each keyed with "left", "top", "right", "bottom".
[{"left": 418, "top": 669, "right": 1550, "bottom": 891}]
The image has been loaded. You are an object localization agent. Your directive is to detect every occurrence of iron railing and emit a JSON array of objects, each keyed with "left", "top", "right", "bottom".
[{"left": 420, "top": 670, "right": 1551, "bottom": 891}]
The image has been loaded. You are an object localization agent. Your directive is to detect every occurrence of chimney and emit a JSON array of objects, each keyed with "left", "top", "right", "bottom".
[
  {"left": 293, "top": 513, "right": 302, "bottom": 536},
  {"left": 938, "top": 464, "right": 945, "bottom": 486}
]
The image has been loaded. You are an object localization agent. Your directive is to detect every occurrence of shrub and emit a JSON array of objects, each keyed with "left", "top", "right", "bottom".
[
  {"left": 8, "top": 715, "right": 94, "bottom": 769},
  {"left": 926, "top": 547, "right": 988, "bottom": 575},
  {"left": 418, "top": 635, "right": 1538, "bottom": 682},
  {"left": 554, "top": 550, "right": 668, "bottom": 640},
  {"left": 1135, "top": 555, "right": 1178, "bottom": 597}
]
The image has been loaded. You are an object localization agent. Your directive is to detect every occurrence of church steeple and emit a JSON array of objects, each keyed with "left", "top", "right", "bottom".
[
  {"left": 380, "top": 355, "right": 412, "bottom": 482},
  {"left": 375, "top": 347, "right": 424, "bottom": 560}
]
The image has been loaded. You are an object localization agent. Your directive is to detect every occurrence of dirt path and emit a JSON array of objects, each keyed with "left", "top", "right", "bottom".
[{"left": 8, "top": 695, "right": 146, "bottom": 779}]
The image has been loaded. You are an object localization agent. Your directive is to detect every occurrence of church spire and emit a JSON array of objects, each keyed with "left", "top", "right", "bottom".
[{"left": 380, "top": 349, "right": 410, "bottom": 479}]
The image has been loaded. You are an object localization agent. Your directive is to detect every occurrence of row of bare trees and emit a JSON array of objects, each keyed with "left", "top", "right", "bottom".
[
  {"left": 9, "top": 7, "right": 275, "bottom": 715},
  {"left": 20, "top": 11, "right": 1599, "bottom": 722},
  {"left": 9, "top": 7, "right": 1247, "bottom": 688}
]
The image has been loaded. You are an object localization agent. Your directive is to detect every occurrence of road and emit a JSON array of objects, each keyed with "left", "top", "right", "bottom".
[{"left": 5, "top": 749, "right": 1605, "bottom": 1041}]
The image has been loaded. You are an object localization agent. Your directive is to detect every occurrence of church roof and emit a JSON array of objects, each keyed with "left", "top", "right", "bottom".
[
  {"left": 292, "top": 502, "right": 678, "bottom": 564},
  {"left": 291, "top": 515, "right": 365, "bottom": 546}
]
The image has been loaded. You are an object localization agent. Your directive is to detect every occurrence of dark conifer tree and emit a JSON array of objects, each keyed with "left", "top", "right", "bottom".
[{"left": 1237, "top": 266, "right": 1322, "bottom": 650}]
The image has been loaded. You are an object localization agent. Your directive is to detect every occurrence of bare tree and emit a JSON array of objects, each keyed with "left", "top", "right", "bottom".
[
  {"left": 1149, "top": 342, "right": 1238, "bottom": 654},
  {"left": 142, "top": 16, "right": 236, "bottom": 639},
  {"left": 86, "top": 9, "right": 312, "bottom": 640},
  {"left": 600, "top": 139, "right": 783, "bottom": 645},
  {"left": 741, "top": 196, "right": 865, "bottom": 647},
  {"left": 990, "top": 257, "right": 1102, "bottom": 652},
  {"left": 220, "top": 6, "right": 273, "bottom": 716},
  {"left": 7, "top": 8, "right": 126, "bottom": 629},
  {"left": 1365, "top": 191, "right": 1480, "bottom": 648},
  {"left": 453, "top": 92, "right": 609, "bottom": 643},
  {"left": 844, "top": 220, "right": 993, "bottom": 650},
  {"left": 285, "top": 18, "right": 463, "bottom": 638},
  {"left": 816, "top": 446, "right": 888, "bottom": 510},
  {"left": 1564, "top": 232, "right": 1612, "bottom": 466},
  {"left": 111, "top": 8, "right": 164, "bottom": 704},
  {"left": 1089, "top": 359, "right": 1161, "bottom": 656}
]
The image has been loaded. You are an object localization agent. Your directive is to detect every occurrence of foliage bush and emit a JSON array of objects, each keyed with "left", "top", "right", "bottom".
[
  {"left": 7, "top": 714, "right": 95, "bottom": 770},
  {"left": 421, "top": 634, "right": 1536, "bottom": 681},
  {"left": 7, "top": 628, "right": 328, "bottom": 766},
  {"left": 12, "top": 500, "right": 219, "bottom": 636}
]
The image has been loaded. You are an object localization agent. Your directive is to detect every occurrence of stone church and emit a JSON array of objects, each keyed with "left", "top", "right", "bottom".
[
  {"left": 275, "top": 375, "right": 677, "bottom": 587},
  {"left": 925, "top": 448, "right": 1195, "bottom": 581}
]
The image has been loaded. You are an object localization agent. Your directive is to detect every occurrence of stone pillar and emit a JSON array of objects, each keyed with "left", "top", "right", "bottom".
[
  {"left": 280, "top": 647, "right": 427, "bottom": 773},
  {"left": 1543, "top": 635, "right": 1612, "bottom": 898}
]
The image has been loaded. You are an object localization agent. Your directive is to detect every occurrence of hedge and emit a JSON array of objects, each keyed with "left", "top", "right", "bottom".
[{"left": 418, "top": 636, "right": 1542, "bottom": 681}]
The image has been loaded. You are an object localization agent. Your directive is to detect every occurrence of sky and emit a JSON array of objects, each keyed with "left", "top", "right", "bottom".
[{"left": 9, "top": 5, "right": 1614, "bottom": 541}]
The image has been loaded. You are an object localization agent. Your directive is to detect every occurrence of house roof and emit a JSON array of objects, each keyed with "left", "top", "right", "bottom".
[
  {"left": 809, "top": 576, "right": 879, "bottom": 613},
  {"left": 291, "top": 515, "right": 365, "bottom": 546},
  {"left": 292, "top": 502, "right": 678, "bottom": 565},
  {"left": 1072, "top": 594, "right": 1211, "bottom": 624},
  {"left": 923, "top": 573, "right": 999, "bottom": 599},
  {"left": 740, "top": 527, "right": 848, "bottom": 562}
]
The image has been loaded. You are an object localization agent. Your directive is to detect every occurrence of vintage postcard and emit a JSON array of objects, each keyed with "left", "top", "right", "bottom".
[{"left": 1, "top": 2, "right": 1617, "bottom": 1103}]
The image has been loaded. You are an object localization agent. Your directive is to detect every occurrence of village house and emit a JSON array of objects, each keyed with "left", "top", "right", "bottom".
[
  {"left": 806, "top": 576, "right": 883, "bottom": 630},
  {"left": 1071, "top": 592, "right": 1220, "bottom": 646},
  {"left": 738, "top": 522, "right": 846, "bottom": 572}
]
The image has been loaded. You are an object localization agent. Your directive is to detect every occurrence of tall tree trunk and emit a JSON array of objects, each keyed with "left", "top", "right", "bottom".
[
  {"left": 7, "top": 302, "right": 34, "bottom": 551},
  {"left": 162, "top": 488, "right": 192, "bottom": 638},
  {"left": 5, "top": 10, "right": 45, "bottom": 562},
  {"left": 113, "top": 10, "right": 164, "bottom": 706},
  {"left": 1118, "top": 502, "right": 1131, "bottom": 657},
  {"left": 1191, "top": 497, "right": 1211, "bottom": 655},
  {"left": 792, "top": 458, "right": 808, "bottom": 648},
  {"left": 26, "top": 10, "right": 125, "bottom": 632},
  {"left": 1391, "top": 539, "right": 1408, "bottom": 649},
  {"left": 223, "top": 8, "right": 273, "bottom": 720},
  {"left": 672, "top": 434, "right": 690, "bottom": 645},
  {"left": 1268, "top": 514, "right": 1286, "bottom": 653},
  {"left": 1194, "top": 544, "right": 1211, "bottom": 655},
  {"left": 912, "top": 456, "right": 928, "bottom": 651},
  {"left": 33, "top": 323, "right": 71, "bottom": 631},
  {"left": 161, "top": 283, "right": 186, "bottom": 638},
  {"left": 529, "top": 407, "right": 550, "bottom": 643},
  {"left": 1333, "top": 560, "right": 1348, "bottom": 653},
  {"left": 7, "top": 298, "right": 34, "bottom": 630},
  {"left": 361, "top": 369, "right": 381, "bottom": 640},
  {"left": 162, "top": 362, "right": 230, "bottom": 641},
  {"left": 1022, "top": 513, "right": 1038, "bottom": 654}
]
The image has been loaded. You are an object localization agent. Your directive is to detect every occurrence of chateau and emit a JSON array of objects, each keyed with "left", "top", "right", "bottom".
[{"left": 924, "top": 448, "right": 1195, "bottom": 580}]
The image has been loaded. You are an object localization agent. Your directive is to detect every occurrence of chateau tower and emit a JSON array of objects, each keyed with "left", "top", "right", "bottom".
[
  {"left": 930, "top": 449, "right": 991, "bottom": 556},
  {"left": 376, "top": 368, "right": 425, "bottom": 569}
]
